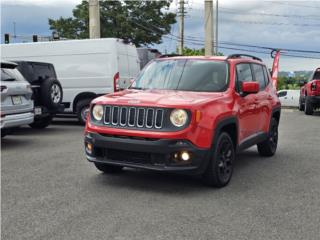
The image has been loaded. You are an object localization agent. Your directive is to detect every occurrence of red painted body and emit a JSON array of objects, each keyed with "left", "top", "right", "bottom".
[
  {"left": 86, "top": 56, "right": 281, "bottom": 150},
  {"left": 300, "top": 67, "right": 320, "bottom": 97}
]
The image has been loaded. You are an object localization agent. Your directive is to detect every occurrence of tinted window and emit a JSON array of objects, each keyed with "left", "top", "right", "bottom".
[
  {"left": 278, "top": 91, "right": 287, "bottom": 97},
  {"left": 252, "top": 64, "right": 266, "bottom": 90},
  {"left": 132, "top": 59, "right": 229, "bottom": 92},
  {"left": 236, "top": 64, "right": 253, "bottom": 92},
  {"left": 263, "top": 66, "right": 270, "bottom": 85},
  {"left": 32, "top": 64, "right": 55, "bottom": 80},
  {"left": 313, "top": 69, "right": 320, "bottom": 80}
]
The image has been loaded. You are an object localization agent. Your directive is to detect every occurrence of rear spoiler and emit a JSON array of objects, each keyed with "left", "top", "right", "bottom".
[
  {"left": 1, "top": 61, "right": 18, "bottom": 69},
  {"left": 271, "top": 50, "right": 281, "bottom": 90}
]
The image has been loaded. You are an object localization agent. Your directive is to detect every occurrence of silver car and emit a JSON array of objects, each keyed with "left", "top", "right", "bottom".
[{"left": 1, "top": 61, "right": 34, "bottom": 138}]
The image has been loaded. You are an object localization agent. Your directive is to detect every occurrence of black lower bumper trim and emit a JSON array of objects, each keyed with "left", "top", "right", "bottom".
[{"left": 85, "top": 132, "right": 210, "bottom": 175}]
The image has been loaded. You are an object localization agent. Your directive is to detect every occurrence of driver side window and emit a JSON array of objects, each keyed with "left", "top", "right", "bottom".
[{"left": 236, "top": 63, "right": 253, "bottom": 93}]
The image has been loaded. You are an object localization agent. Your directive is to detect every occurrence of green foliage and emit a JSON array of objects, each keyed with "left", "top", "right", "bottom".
[
  {"left": 277, "top": 76, "right": 307, "bottom": 90},
  {"left": 177, "top": 47, "right": 224, "bottom": 56},
  {"left": 48, "top": 0, "right": 176, "bottom": 46}
]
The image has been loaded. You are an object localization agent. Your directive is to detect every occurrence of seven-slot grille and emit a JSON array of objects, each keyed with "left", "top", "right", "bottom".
[{"left": 104, "top": 106, "right": 164, "bottom": 129}]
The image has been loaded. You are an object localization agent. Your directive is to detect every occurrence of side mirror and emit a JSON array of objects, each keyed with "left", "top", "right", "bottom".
[
  {"left": 298, "top": 80, "right": 307, "bottom": 87},
  {"left": 242, "top": 82, "right": 259, "bottom": 94}
]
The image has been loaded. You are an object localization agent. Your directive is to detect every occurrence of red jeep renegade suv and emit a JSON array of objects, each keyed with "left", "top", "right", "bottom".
[
  {"left": 84, "top": 54, "right": 281, "bottom": 187},
  {"left": 299, "top": 67, "right": 320, "bottom": 115}
]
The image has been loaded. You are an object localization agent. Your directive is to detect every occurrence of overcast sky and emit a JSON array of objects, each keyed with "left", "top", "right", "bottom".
[{"left": 1, "top": 0, "right": 320, "bottom": 71}]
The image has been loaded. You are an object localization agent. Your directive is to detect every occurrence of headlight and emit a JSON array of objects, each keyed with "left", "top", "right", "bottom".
[
  {"left": 92, "top": 105, "right": 104, "bottom": 121},
  {"left": 170, "top": 109, "right": 188, "bottom": 127}
]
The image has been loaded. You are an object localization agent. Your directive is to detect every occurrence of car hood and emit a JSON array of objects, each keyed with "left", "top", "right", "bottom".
[{"left": 93, "top": 89, "right": 225, "bottom": 107}]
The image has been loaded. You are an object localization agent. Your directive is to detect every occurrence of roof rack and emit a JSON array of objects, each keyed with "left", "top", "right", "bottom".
[{"left": 226, "top": 54, "right": 262, "bottom": 62}]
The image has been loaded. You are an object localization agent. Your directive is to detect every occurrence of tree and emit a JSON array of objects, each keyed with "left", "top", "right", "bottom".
[
  {"left": 177, "top": 47, "right": 224, "bottom": 56},
  {"left": 48, "top": 0, "right": 176, "bottom": 46}
]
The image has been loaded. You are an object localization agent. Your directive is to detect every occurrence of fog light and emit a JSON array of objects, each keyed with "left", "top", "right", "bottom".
[
  {"left": 86, "top": 143, "right": 93, "bottom": 154},
  {"left": 181, "top": 151, "right": 190, "bottom": 161}
]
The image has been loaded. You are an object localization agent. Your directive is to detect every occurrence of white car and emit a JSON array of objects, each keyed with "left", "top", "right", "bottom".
[
  {"left": 1, "top": 61, "right": 34, "bottom": 137},
  {"left": 1, "top": 38, "right": 140, "bottom": 124},
  {"left": 277, "top": 89, "right": 300, "bottom": 107}
]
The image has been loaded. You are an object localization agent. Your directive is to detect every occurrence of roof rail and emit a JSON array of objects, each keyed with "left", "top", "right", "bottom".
[{"left": 226, "top": 54, "right": 262, "bottom": 62}]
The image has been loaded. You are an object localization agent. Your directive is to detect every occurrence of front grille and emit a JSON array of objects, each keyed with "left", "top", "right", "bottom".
[{"left": 104, "top": 106, "right": 164, "bottom": 129}]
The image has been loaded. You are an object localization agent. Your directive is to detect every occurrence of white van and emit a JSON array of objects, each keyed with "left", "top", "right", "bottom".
[
  {"left": 1, "top": 38, "right": 140, "bottom": 123},
  {"left": 277, "top": 89, "right": 300, "bottom": 107}
]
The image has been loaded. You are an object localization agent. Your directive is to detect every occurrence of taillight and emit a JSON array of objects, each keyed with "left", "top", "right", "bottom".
[
  {"left": 113, "top": 72, "right": 120, "bottom": 92},
  {"left": 311, "top": 82, "right": 317, "bottom": 91},
  {"left": 1, "top": 85, "right": 7, "bottom": 92}
]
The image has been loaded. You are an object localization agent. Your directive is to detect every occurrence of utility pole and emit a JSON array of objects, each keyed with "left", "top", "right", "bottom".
[
  {"left": 89, "top": 0, "right": 101, "bottom": 39},
  {"left": 178, "top": 0, "right": 185, "bottom": 55},
  {"left": 214, "top": 0, "right": 218, "bottom": 54},
  {"left": 204, "top": 0, "right": 213, "bottom": 56}
]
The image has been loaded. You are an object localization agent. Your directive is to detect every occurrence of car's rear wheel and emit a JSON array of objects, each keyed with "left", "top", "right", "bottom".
[
  {"left": 41, "top": 78, "right": 63, "bottom": 110},
  {"left": 76, "top": 99, "right": 92, "bottom": 125},
  {"left": 257, "top": 118, "right": 278, "bottom": 157},
  {"left": 202, "top": 132, "right": 235, "bottom": 188},
  {"left": 304, "top": 96, "right": 314, "bottom": 115},
  {"left": 29, "top": 116, "right": 53, "bottom": 129},
  {"left": 94, "top": 163, "right": 124, "bottom": 173}
]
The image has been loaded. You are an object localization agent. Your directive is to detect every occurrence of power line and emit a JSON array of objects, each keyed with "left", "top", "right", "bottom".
[
  {"left": 270, "top": 1, "right": 320, "bottom": 9},
  {"left": 130, "top": 18, "right": 320, "bottom": 59}
]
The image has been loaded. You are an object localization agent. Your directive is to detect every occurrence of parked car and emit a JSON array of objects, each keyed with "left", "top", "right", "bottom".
[
  {"left": 1, "top": 38, "right": 141, "bottom": 124},
  {"left": 84, "top": 54, "right": 281, "bottom": 188},
  {"left": 12, "top": 61, "right": 64, "bottom": 128},
  {"left": 1, "top": 61, "right": 34, "bottom": 137},
  {"left": 299, "top": 67, "right": 320, "bottom": 114},
  {"left": 277, "top": 89, "right": 300, "bottom": 108}
]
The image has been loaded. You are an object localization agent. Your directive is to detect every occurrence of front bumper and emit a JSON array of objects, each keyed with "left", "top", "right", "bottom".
[
  {"left": 0, "top": 112, "right": 34, "bottom": 129},
  {"left": 84, "top": 132, "right": 210, "bottom": 175}
]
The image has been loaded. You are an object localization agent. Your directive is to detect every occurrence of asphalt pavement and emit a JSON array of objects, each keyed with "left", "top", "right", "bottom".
[{"left": 1, "top": 110, "right": 320, "bottom": 240}]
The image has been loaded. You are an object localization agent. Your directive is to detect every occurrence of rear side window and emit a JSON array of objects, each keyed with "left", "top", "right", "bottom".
[
  {"left": 252, "top": 64, "right": 266, "bottom": 90},
  {"left": 278, "top": 91, "right": 287, "bottom": 97},
  {"left": 32, "top": 64, "right": 56, "bottom": 80},
  {"left": 263, "top": 66, "right": 270, "bottom": 85}
]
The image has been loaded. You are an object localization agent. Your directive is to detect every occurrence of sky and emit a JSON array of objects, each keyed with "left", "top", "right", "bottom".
[{"left": 1, "top": 0, "right": 320, "bottom": 71}]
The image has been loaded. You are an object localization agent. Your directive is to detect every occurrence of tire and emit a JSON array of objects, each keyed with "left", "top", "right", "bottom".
[
  {"left": 257, "top": 118, "right": 278, "bottom": 157},
  {"left": 29, "top": 116, "right": 53, "bottom": 129},
  {"left": 202, "top": 132, "right": 235, "bottom": 188},
  {"left": 76, "top": 98, "right": 92, "bottom": 125},
  {"left": 41, "top": 78, "right": 63, "bottom": 110},
  {"left": 299, "top": 97, "right": 304, "bottom": 111},
  {"left": 94, "top": 163, "right": 123, "bottom": 173},
  {"left": 304, "top": 96, "right": 314, "bottom": 115}
]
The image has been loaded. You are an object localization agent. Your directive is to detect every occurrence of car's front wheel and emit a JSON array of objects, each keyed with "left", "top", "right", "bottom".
[
  {"left": 202, "top": 132, "right": 235, "bottom": 188},
  {"left": 94, "top": 163, "right": 124, "bottom": 174},
  {"left": 299, "top": 97, "right": 304, "bottom": 111}
]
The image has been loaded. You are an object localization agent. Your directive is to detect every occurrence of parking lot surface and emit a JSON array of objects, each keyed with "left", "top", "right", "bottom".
[{"left": 1, "top": 110, "right": 320, "bottom": 240}]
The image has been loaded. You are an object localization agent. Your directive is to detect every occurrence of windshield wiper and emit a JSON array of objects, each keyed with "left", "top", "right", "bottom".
[{"left": 130, "top": 87, "right": 145, "bottom": 90}]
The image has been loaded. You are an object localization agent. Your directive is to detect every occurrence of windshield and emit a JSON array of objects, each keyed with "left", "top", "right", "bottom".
[{"left": 131, "top": 59, "right": 229, "bottom": 92}]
